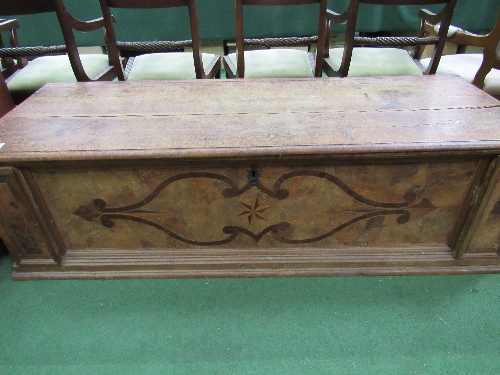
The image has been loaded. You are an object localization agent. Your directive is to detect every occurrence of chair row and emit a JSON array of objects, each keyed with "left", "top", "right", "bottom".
[{"left": 0, "top": 0, "right": 499, "bottom": 105}]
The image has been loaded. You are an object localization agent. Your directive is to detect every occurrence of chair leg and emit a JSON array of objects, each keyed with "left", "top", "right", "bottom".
[
  {"left": 0, "top": 238, "right": 7, "bottom": 258},
  {"left": 223, "top": 40, "right": 230, "bottom": 56},
  {"left": 222, "top": 56, "right": 237, "bottom": 78}
]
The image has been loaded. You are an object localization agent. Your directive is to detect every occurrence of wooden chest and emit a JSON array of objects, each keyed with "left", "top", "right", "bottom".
[{"left": 1, "top": 76, "right": 500, "bottom": 279}]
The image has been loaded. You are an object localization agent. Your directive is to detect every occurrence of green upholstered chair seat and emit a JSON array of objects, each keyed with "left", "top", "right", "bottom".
[
  {"left": 433, "top": 23, "right": 463, "bottom": 37},
  {"left": 421, "top": 54, "right": 500, "bottom": 96},
  {"left": 127, "top": 52, "right": 217, "bottom": 80},
  {"left": 227, "top": 49, "right": 314, "bottom": 78},
  {"left": 7, "top": 54, "right": 110, "bottom": 94},
  {"left": 328, "top": 47, "right": 423, "bottom": 77}
]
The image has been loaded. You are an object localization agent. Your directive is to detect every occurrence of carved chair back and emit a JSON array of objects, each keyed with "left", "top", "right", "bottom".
[
  {"left": 325, "top": 0, "right": 457, "bottom": 77},
  {"left": 0, "top": 0, "right": 107, "bottom": 81},
  {"left": 234, "top": 0, "right": 329, "bottom": 78},
  {"left": 99, "top": 0, "right": 206, "bottom": 79}
]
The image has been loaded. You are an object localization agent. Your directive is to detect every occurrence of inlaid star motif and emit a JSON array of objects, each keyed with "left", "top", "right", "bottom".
[{"left": 238, "top": 198, "right": 270, "bottom": 224}]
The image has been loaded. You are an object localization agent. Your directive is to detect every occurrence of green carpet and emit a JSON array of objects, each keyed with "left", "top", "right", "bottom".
[{"left": 0, "top": 254, "right": 499, "bottom": 374}]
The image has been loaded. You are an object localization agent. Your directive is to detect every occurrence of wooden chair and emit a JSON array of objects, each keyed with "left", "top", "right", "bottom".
[
  {"left": 420, "top": 11, "right": 500, "bottom": 99},
  {"left": 323, "top": 0, "right": 457, "bottom": 78},
  {"left": 0, "top": 19, "right": 25, "bottom": 77},
  {"left": 223, "top": 0, "right": 328, "bottom": 78},
  {"left": 98, "top": 0, "right": 220, "bottom": 80},
  {"left": 0, "top": 1, "right": 115, "bottom": 104}
]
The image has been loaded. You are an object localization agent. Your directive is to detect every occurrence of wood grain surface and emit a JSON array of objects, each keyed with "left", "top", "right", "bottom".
[
  {"left": 32, "top": 162, "right": 475, "bottom": 251},
  {"left": 0, "top": 76, "right": 499, "bottom": 163}
]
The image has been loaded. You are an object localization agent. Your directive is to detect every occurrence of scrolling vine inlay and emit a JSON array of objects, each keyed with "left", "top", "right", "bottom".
[{"left": 73, "top": 168, "right": 437, "bottom": 246}]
